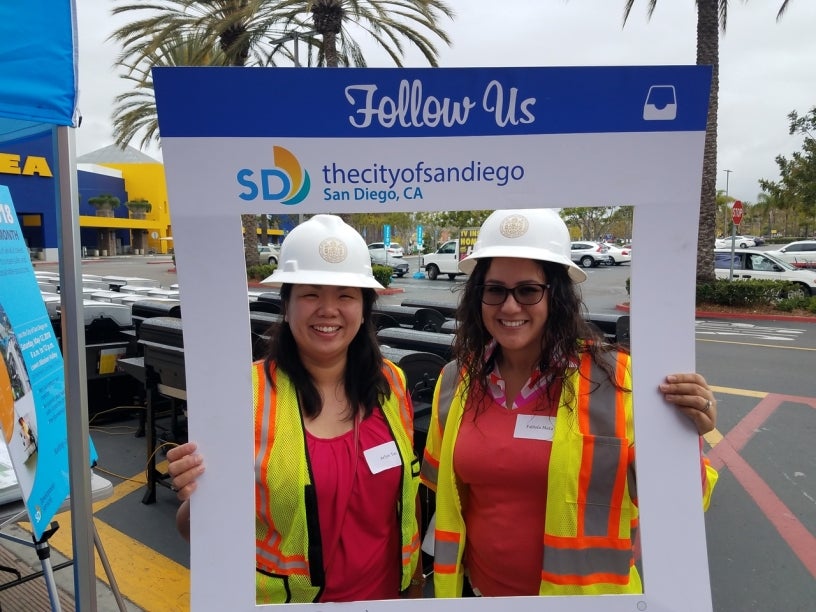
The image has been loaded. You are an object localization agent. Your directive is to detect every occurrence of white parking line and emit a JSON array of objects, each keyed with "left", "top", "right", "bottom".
[{"left": 695, "top": 320, "right": 805, "bottom": 342}]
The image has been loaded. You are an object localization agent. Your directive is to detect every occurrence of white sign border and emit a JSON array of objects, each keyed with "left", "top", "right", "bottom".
[{"left": 162, "top": 82, "right": 712, "bottom": 612}]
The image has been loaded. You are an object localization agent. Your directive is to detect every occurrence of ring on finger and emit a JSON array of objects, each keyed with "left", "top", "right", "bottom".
[{"left": 702, "top": 398, "right": 712, "bottom": 414}]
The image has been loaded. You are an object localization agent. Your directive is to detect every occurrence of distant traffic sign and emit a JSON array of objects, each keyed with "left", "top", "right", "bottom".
[{"left": 732, "top": 200, "right": 744, "bottom": 225}]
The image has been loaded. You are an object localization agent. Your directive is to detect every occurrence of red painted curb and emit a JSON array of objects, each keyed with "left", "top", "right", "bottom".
[{"left": 616, "top": 303, "right": 816, "bottom": 323}]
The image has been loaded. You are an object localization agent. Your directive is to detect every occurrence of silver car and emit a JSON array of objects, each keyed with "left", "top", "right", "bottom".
[
  {"left": 257, "top": 244, "right": 280, "bottom": 265},
  {"left": 570, "top": 241, "right": 613, "bottom": 268},
  {"left": 766, "top": 240, "right": 816, "bottom": 269},
  {"left": 367, "top": 242, "right": 409, "bottom": 277}
]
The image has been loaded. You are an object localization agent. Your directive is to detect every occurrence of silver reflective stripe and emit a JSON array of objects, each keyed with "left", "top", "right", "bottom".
[
  {"left": 257, "top": 531, "right": 309, "bottom": 571},
  {"left": 434, "top": 538, "right": 460, "bottom": 567},
  {"left": 437, "top": 361, "right": 460, "bottom": 429},
  {"left": 584, "top": 438, "right": 623, "bottom": 536},
  {"left": 419, "top": 460, "right": 438, "bottom": 485},
  {"left": 543, "top": 545, "right": 632, "bottom": 577},
  {"left": 586, "top": 356, "right": 618, "bottom": 437},
  {"left": 583, "top": 356, "right": 624, "bottom": 537},
  {"left": 255, "top": 367, "right": 274, "bottom": 527}
]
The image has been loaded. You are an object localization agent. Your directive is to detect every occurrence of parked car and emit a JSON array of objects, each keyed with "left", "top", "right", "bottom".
[
  {"left": 367, "top": 242, "right": 409, "bottom": 277},
  {"left": 765, "top": 240, "right": 816, "bottom": 269},
  {"left": 257, "top": 244, "right": 280, "bottom": 265},
  {"left": 713, "top": 248, "right": 816, "bottom": 296},
  {"left": 602, "top": 243, "right": 632, "bottom": 265},
  {"left": 569, "top": 241, "right": 613, "bottom": 268},
  {"left": 715, "top": 236, "right": 755, "bottom": 249},
  {"left": 742, "top": 235, "right": 765, "bottom": 246}
]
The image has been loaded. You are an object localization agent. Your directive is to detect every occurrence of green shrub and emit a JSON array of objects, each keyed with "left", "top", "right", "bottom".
[
  {"left": 372, "top": 264, "right": 393, "bottom": 288},
  {"left": 247, "top": 263, "right": 276, "bottom": 281},
  {"left": 696, "top": 279, "right": 805, "bottom": 307}
]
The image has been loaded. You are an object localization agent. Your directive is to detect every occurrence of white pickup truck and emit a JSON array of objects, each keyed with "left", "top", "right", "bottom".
[{"left": 423, "top": 239, "right": 467, "bottom": 280}]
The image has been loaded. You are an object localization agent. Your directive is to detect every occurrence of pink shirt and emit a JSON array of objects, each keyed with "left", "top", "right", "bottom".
[
  {"left": 453, "top": 370, "right": 559, "bottom": 597},
  {"left": 307, "top": 407, "right": 401, "bottom": 602}
]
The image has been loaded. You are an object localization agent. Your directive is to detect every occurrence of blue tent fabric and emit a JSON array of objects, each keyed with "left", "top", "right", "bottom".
[{"left": 0, "top": 0, "right": 79, "bottom": 126}]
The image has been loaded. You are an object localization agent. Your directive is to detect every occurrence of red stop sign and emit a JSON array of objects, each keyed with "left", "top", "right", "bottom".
[{"left": 732, "top": 200, "right": 744, "bottom": 225}]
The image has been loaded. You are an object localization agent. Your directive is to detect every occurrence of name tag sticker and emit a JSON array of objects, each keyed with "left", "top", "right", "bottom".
[
  {"left": 513, "top": 415, "right": 555, "bottom": 441},
  {"left": 363, "top": 440, "right": 401, "bottom": 474}
]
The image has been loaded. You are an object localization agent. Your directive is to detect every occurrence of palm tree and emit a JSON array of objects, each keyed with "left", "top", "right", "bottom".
[
  {"left": 776, "top": 0, "right": 794, "bottom": 19},
  {"left": 110, "top": 0, "right": 454, "bottom": 265},
  {"left": 112, "top": 32, "right": 228, "bottom": 151},
  {"left": 273, "top": 0, "right": 454, "bottom": 67},
  {"left": 755, "top": 191, "right": 777, "bottom": 236},
  {"left": 623, "top": 1, "right": 796, "bottom": 281}
]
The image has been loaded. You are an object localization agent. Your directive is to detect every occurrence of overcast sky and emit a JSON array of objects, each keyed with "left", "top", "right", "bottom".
[{"left": 75, "top": 1, "right": 814, "bottom": 204}]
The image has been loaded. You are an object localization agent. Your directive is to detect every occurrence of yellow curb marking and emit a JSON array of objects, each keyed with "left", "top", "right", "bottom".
[{"left": 17, "top": 460, "right": 189, "bottom": 611}]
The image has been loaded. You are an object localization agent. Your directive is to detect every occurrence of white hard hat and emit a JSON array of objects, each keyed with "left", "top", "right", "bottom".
[
  {"left": 459, "top": 209, "right": 587, "bottom": 283},
  {"left": 261, "top": 215, "right": 384, "bottom": 289}
]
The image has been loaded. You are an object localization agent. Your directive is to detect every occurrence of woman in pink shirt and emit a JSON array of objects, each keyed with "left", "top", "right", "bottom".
[
  {"left": 168, "top": 215, "right": 422, "bottom": 604},
  {"left": 421, "top": 208, "right": 718, "bottom": 598}
]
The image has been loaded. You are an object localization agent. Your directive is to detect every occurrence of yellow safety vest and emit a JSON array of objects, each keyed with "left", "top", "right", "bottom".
[
  {"left": 253, "top": 359, "right": 420, "bottom": 603},
  {"left": 423, "top": 351, "right": 640, "bottom": 597}
]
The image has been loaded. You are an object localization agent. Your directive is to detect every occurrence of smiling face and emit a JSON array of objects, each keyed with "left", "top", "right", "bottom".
[
  {"left": 482, "top": 257, "right": 549, "bottom": 367},
  {"left": 285, "top": 284, "right": 364, "bottom": 369}
]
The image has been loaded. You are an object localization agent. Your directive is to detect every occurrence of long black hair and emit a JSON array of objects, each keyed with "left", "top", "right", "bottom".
[
  {"left": 452, "top": 258, "right": 628, "bottom": 409},
  {"left": 263, "top": 284, "right": 390, "bottom": 420}
]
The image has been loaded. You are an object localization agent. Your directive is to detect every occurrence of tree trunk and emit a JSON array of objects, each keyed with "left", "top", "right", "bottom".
[
  {"left": 313, "top": 0, "right": 343, "bottom": 68},
  {"left": 243, "top": 214, "right": 260, "bottom": 266},
  {"left": 695, "top": 0, "right": 719, "bottom": 282},
  {"left": 259, "top": 215, "right": 269, "bottom": 246},
  {"left": 324, "top": 30, "right": 339, "bottom": 67}
]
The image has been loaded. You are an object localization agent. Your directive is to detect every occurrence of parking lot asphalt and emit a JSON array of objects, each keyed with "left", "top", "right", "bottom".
[{"left": 5, "top": 255, "right": 815, "bottom": 611}]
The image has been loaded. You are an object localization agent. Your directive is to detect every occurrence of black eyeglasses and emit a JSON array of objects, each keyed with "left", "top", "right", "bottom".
[{"left": 478, "top": 283, "right": 550, "bottom": 306}]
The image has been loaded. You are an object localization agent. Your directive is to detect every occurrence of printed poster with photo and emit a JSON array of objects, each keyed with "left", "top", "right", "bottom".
[{"left": 0, "top": 185, "right": 70, "bottom": 539}]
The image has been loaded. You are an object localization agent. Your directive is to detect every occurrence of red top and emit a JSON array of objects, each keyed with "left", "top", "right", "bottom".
[
  {"left": 453, "top": 378, "right": 558, "bottom": 596},
  {"left": 306, "top": 406, "right": 401, "bottom": 602}
]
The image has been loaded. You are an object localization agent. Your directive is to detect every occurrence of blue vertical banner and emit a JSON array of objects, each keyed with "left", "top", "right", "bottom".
[
  {"left": 416, "top": 225, "right": 423, "bottom": 248},
  {"left": 0, "top": 1, "right": 79, "bottom": 126},
  {"left": 0, "top": 186, "right": 70, "bottom": 539},
  {"left": 383, "top": 224, "right": 391, "bottom": 247}
]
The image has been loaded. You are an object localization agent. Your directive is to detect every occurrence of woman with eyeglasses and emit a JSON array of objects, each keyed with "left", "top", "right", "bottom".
[{"left": 420, "top": 208, "right": 718, "bottom": 598}]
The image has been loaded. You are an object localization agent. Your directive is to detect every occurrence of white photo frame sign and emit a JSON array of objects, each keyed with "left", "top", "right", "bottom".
[{"left": 153, "top": 66, "right": 713, "bottom": 611}]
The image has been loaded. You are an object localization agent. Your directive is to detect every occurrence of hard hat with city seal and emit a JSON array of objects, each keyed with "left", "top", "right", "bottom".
[
  {"left": 459, "top": 208, "right": 587, "bottom": 283},
  {"left": 261, "top": 214, "right": 384, "bottom": 289}
]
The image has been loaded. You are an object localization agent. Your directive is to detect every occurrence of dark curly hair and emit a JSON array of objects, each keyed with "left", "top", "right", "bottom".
[
  {"left": 452, "top": 258, "right": 628, "bottom": 410},
  {"left": 263, "top": 284, "right": 390, "bottom": 420}
]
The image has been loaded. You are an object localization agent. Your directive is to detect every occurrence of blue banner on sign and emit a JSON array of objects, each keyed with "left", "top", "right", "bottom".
[
  {"left": 383, "top": 224, "right": 391, "bottom": 247},
  {"left": 154, "top": 66, "right": 711, "bottom": 138},
  {"left": 416, "top": 225, "right": 423, "bottom": 246}
]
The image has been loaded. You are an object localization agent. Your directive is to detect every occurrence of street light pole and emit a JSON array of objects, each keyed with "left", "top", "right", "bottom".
[
  {"left": 269, "top": 30, "right": 318, "bottom": 68},
  {"left": 722, "top": 169, "right": 736, "bottom": 280},
  {"left": 722, "top": 168, "right": 732, "bottom": 236}
]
